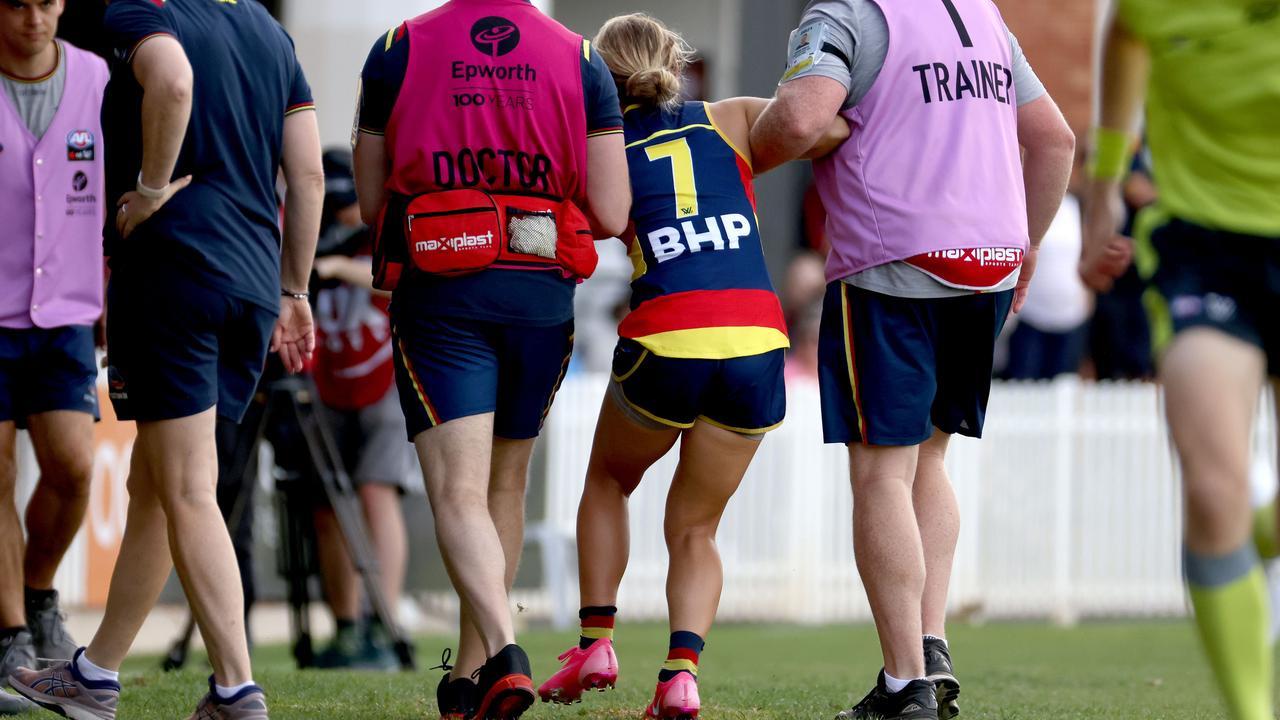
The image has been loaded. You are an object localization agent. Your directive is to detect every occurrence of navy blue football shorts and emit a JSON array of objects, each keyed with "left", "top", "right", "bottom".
[
  {"left": 0, "top": 325, "right": 99, "bottom": 428},
  {"left": 609, "top": 338, "right": 786, "bottom": 436},
  {"left": 1147, "top": 218, "right": 1280, "bottom": 375},
  {"left": 818, "top": 282, "right": 1012, "bottom": 446},
  {"left": 106, "top": 266, "right": 275, "bottom": 423},
  {"left": 390, "top": 312, "right": 574, "bottom": 441}
]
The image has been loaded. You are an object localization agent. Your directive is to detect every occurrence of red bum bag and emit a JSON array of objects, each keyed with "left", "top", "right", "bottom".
[{"left": 373, "top": 188, "right": 597, "bottom": 291}]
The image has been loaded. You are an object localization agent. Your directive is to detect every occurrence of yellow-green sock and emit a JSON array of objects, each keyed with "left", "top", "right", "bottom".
[
  {"left": 1252, "top": 500, "right": 1279, "bottom": 560},
  {"left": 1185, "top": 544, "right": 1273, "bottom": 720}
]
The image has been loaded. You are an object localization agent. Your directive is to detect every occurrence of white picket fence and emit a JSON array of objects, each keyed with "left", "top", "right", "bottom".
[
  {"left": 524, "top": 375, "right": 1278, "bottom": 628},
  {"left": 15, "top": 375, "right": 1278, "bottom": 627}
]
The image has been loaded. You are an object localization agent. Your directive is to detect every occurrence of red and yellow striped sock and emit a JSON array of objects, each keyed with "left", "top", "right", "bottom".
[
  {"left": 579, "top": 606, "right": 617, "bottom": 650},
  {"left": 658, "top": 631, "right": 704, "bottom": 682}
]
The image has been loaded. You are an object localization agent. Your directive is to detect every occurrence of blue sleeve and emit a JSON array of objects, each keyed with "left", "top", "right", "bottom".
[
  {"left": 286, "top": 60, "right": 315, "bottom": 116},
  {"left": 582, "top": 42, "right": 622, "bottom": 138},
  {"left": 103, "top": 0, "right": 176, "bottom": 63},
  {"left": 356, "top": 25, "right": 410, "bottom": 137}
]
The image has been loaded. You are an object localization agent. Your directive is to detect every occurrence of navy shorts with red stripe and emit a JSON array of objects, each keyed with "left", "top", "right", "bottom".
[
  {"left": 817, "top": 282, "right": 1013, "bottom": 446},
  {"left": 390, "top": 312, "right": 574, "bottom": 441}
]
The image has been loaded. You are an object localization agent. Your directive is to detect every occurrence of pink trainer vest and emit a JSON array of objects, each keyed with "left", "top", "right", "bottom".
[
  {"left": 815, "top": 0, "right": 1029, "bottom": 283},
  {"left": 0, "top": 43, "right": 107, "bottom": 329},
  {"left": 385, "top": 0, "right": 589, "bottom": 208}
]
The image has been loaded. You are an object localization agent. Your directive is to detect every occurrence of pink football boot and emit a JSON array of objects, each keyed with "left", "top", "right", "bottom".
[
  {"left": 643, "top": 673, "right": 700, "bottom": 719},
  {"left": 537, "top": 639, "right": 619, "bottom": 704}
]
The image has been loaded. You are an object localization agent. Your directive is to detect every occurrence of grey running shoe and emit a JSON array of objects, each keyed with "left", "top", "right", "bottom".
[
  {"left": 187, "top": 677, "right": 268, "bottom": 720},
  {"left": 1, "top": 630, "right": 36, "bottom": 715},
  {"left": 1, "top": 631, "right": 36, "bottom": 681},
  {"left": 0, "top": 690, "right": 35, "bottom": 715},
  {"left": 923, "top": 638, "right": 959, "bottom": 720},
  {"left": 7, "top": 648, "right": 119, "bottom": 720},
  {"left": 27, "top": 591, "right": 77, "bottom": 662}
]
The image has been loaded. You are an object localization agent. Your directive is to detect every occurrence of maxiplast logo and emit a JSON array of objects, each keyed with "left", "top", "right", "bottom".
[
  {"left": 471, "top": 16, "right": 520, "bottom": 58},
  {"left": 414, "top": 230, "right": 496, "bottom": 254}
]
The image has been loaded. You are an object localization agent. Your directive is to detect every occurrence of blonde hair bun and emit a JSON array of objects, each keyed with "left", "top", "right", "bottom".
[
  {"left": 626, "top": 67, "right": 681, "bottom": 108},
  {"left": 595, "top": 13, "right": 695, "bottom": 110}
]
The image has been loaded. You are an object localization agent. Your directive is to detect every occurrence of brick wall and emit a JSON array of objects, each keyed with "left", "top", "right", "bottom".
[{"left": 997, "top": 0, "right": 1098, "bottom": 135}]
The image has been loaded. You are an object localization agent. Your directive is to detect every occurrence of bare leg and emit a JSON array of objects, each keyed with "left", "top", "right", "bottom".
[
  {"left": 849, "top": 443, "right": 926, "bottom": 680},
  {"left": 147, "top": 410, "right": 253, "bottom": 685},
  {"left": 0, "top": 422, "right": 23, "bottom": 628},
  {"left": 359, "top": 483, "right": 408, "bottom": 609},
  {"left": 416, "top": 414, "right": 513, "bottom": 661},
  {"left": 314, "top": 506, "right": 360, "bottom": 622},
  {"left": 1162, "top": 328, "right": 1270, "bottom": 720},
  {"left": 453, "top": 436, "right": 536, "bottom": 678},
  {"left": 23, "top": 411, "right": 95, "bottom": 589},
  {"left": 578, "top": 394, "right": 680, "bottom": 608},
  {"left": 913, "top": 430, "right": 954, "bottom": 639},
  {"left": 83, "top": 436, "right": 172, "bottom": 669},
  {"left": 663, "top": 423, "right": 759, "bottom": 638},
  {"left": 1165, "top": 330, "right": 1263, "bottom": 555}
]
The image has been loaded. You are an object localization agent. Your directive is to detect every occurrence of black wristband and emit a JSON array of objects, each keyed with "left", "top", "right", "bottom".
[{"left": 281, "top": 289, "right": 309, "bottom": 300}]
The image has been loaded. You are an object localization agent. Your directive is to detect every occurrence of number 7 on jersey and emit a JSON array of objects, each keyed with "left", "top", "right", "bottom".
[{"left": 646, "top": 138, "right": 701, "bottom": 219}]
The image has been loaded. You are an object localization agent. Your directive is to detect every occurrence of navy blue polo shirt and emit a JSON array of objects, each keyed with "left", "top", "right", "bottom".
[
  {"left": 102, "top": 0, "right": 314, "bottom": 311},
  {"left": 356, "top": 16, "right": 622, "bottom": 326}
]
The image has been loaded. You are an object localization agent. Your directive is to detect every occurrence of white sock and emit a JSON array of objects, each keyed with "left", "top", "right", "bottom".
[
  {"left": 923, "top": 634, "right": 948, "bottom": 648},
  {"left": 883, "top": 671, "right": 919, "bottom": 694},
  {"left": 75, "top": 653, "right": 119, "bottom": 683},
  {"left": 215, "top": 680, "right": 257, "bottom": 700}
]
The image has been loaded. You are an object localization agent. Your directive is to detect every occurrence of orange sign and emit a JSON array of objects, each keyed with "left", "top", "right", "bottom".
[{"left": 85, "top": 385, "right": 135, "bottom": 607}]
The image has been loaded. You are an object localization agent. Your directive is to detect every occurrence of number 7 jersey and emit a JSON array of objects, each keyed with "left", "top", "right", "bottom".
[{"left": 618, "top": 101, "right": 789, "bottom": 360}]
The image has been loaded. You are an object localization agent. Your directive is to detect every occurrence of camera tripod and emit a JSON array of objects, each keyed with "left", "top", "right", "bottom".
[{"left": 160, "top": 373, "right": 416, "bottom": 672}]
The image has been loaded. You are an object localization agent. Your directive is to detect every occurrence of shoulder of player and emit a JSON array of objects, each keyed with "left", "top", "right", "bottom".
[
  {"left": 801, "top": 0, "right": 864, "bottom": 30},
  {"left": 60, "top": 41, "right": 111, "bottom": 84},
  {"left": 374, "top": 22, "right": 410, "bottom": 56}
]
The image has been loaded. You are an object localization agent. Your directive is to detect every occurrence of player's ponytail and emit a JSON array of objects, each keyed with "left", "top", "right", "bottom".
[{"left": 595, "top": 13, "right": 694, "bottom": 111}]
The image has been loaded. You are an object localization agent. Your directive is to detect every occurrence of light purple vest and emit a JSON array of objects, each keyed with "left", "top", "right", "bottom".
[
  {"left": 0, "top": 43, "right": 107, "bottom": 329},
  {"left": 815, "top": 0, "right": 1028, "bottom": 283}
]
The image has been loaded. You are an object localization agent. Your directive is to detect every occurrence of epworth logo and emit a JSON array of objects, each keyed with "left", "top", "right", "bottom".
[
  {"left": 66, "top": 130, "right": 95, "bottom": 161},
  {"left": 471, "top": 16, "right": 520, "bottom": 58}
]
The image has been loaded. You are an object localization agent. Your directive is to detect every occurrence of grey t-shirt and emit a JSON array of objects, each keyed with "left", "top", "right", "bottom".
[
  {"left": 785, "top": 0, "right": 1045, "bottom": 298},
  {"left": 1, "top": 41, "right": 66, "bottom": 141}
]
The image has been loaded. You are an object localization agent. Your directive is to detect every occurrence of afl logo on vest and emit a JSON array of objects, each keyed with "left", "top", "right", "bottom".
[
  {"left": 471, "top": 17, "right": 521, "bottom": 58},
  {"left": 66, "top": 129, "right": 95, "bottom": 161}
]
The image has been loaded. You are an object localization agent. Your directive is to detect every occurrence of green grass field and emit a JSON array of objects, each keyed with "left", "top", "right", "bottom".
[{"left": 82, "top": 621, "right": 1253, "bottom": 718}]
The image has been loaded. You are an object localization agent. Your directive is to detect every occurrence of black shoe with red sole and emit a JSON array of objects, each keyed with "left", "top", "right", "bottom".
[{"left": 473, "top": 644, "right": 536, "bottom": 720}]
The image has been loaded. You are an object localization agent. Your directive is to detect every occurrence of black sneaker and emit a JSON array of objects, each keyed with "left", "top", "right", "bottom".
[
  {"left": 836, "top": 671, "right": 938, "bottom": 720},
  {"left": 431, "top": 649, "right": 477, "bottom": 720},
  {"left": 924, "top": 637, "right": 960, "bottom": 720},
  {"left": 472, "top": 645, "right": 535, "bottom": 720}
]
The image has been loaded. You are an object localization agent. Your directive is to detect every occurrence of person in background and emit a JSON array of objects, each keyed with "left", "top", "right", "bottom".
[
  {"left": 1087, "top": 147, "right": 1155, "bottom": 381},
  {"left": 309, "top": 148, "right": 413, "bottom": 671},
  {"left": 1081, "top": 2, "right": 1280, "bottom": 718},
  {"left": 751, "top": 0, "right": 1075, "bottom": 717},
  {"left": 1002, "top": 195, "right": 1091, "bottom": 380},
  {"left": 0, "top": 1, "right": 107, "bottom": 715},
  {"left": 8, "top": 0, "right": 323, "bottom": 717}
]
